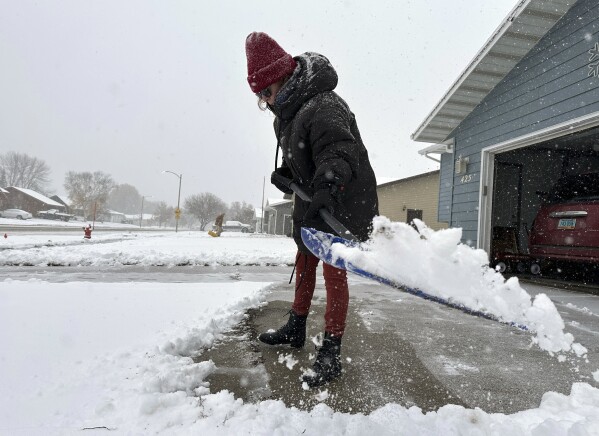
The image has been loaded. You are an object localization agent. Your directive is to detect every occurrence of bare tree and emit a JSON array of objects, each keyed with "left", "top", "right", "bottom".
[
  {"left": 107, "top": 183, "right": 141, "bottom": 213},
  {"left": 0, "top": 151, "right": 51, "bottom": 192},
  {"left": 184, "top": 193, "right": 227, "bottom": 230},
  {"left": 228, "top": 201, "right": 255, "bottom": 224},
  {"left": 64, "top": 171, "right": 115, "bottom": 219},
  {"left": 153, "top": 201, "right": 174, "bottom": 228}
]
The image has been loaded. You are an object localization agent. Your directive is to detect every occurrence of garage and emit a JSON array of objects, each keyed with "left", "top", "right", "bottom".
[
  {"left": 486, "top": 123, "right": 599, "bottom": 277},
  {"left": 412, "top": 0, "right": 599, "bottom": 284}
]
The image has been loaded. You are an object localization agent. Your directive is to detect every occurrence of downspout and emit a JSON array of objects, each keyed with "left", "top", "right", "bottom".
[{"left": 423, "top": 153, "right": 441, "bottom": 163}]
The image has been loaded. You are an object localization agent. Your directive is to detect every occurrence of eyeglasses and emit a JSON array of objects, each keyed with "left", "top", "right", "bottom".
[{"left": 255, "top": 86, "right": 272, "bottom": 99}]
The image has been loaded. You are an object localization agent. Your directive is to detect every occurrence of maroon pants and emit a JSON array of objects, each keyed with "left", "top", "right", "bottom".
[{"left": 291, "top": 251, "right": 349, "bottom": 337}]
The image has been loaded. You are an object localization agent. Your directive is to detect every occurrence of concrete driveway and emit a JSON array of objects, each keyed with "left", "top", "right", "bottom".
[{"left": 200, "top": 270, "right": 599, "bottom": 414}]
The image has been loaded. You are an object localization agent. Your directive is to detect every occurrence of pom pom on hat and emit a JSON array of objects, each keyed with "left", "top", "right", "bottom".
[{"left": 246, "top": 32, "right": 297, "bottom": 93}]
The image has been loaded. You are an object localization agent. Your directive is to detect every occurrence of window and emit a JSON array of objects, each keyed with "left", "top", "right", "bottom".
[{"left": 407, "top": 209, "right": 423, "bottom": 229}]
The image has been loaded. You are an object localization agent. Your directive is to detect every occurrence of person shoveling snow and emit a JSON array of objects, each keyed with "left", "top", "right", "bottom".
[
  {"left": 245, "top": 31, "right": 378, "bottom": 388},
  {"left": 208, "top": 213, "right": 225, "bottom": 238}
]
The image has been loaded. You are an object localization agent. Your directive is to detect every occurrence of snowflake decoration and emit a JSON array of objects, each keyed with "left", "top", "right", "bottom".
[{"left": 588, "top": 42, "right": 599, "bottom": 78}]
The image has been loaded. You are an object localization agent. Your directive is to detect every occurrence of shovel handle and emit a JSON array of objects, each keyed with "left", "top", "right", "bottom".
[{"left": 271, "top": 173, "right": 360, "bottom": 242}]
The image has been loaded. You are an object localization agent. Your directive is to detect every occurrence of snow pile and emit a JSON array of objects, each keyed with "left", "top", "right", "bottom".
[
  {"left": 0, "top": 279, "right": 271, "bottom": 434},
  {"left": 178, "top": 383, "right": 599, "bottom": 435},
  {"left": 0, "top": 231, "right": 297, "bottom": 267},
  {"left": 332, "top": 216, "right": 586, "bottom": 355}
]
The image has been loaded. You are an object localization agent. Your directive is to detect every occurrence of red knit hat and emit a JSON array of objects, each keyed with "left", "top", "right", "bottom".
[{"left": 246, "top": 32, "right": 297, "bottom": 93}]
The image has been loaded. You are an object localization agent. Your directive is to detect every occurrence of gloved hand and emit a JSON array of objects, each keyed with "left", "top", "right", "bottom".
[
  {"left": 271, "top": 167, "right": 293, "bottom": 194},
  {"left": 304, "top": 187, "right": 335, "bottom": 221}
]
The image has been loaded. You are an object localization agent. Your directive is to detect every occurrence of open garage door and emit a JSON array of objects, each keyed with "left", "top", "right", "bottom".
[{"left": 480, "top": 115, "right": 599, "bottom": 280}]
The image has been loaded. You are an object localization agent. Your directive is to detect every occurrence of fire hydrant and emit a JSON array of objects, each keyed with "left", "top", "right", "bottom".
[{"left": 83, "top": 225, "right": 92, "bottom": 239}]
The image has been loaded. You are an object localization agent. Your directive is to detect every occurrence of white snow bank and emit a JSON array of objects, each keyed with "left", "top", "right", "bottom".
[
  {"left": 331, "top": 217, "right": 586, "bottom": 356},
  {"left": 0, "top": 231, "right": 297, "bottom": 267},
  {"left": 0, "top": 279, "right": 270, "bottom": 434}
]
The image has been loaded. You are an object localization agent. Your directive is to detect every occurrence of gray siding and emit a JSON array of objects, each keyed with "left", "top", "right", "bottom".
[{"left": 443, "top": 0, "right": 599, "bottom": 242}]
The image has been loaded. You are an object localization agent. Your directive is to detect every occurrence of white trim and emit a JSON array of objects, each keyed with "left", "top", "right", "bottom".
[
  {"left": 417, "top": 140, "right": 454, "bottom": 156},
  {"left": 418, "top": 140, "right": 454, "bottom": 163},
  {"left": 477, "top": 111, "right": 599, "bottom": 253}
]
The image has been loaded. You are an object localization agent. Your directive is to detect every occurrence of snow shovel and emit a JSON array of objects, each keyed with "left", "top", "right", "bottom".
[{"left": 270, "top": 173, "right": 360, "bottom": 242}]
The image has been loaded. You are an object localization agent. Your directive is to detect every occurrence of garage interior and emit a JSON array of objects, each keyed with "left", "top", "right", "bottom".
[{"left": 490, "top": 125, "right": 599, "bottom": 283}]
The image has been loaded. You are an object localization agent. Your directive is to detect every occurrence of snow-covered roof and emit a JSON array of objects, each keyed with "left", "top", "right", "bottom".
[
  {"left": 52, "top": 194, "right": 72, "bottom": 206},
  {"left": 9, "top": 186, "right": 63, "bottom": 207},
  {"left": 266, "top": 198, "right": 292, "bottom": 207},
  {"left": 0, "top": 187, "right": 8, "bottom": 194},
  {"left": 124, "top": 213, "right": 154, "bottom": 220},
  {"left": 105, "top": 210, "right": 126, "bottom": 216},
  {"left": 412, "top": 0, "right": 575, "bottom": 143},
  {"left": 376, "top": 177, "right": 400, "bottom": 186},
  {"left": 377, "top": 170, "right": 440, "bottom": 188}
]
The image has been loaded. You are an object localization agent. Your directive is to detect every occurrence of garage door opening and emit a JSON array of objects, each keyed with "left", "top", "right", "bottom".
[{"left": 487, "top": 125, "right": 599, "bottom": 281}]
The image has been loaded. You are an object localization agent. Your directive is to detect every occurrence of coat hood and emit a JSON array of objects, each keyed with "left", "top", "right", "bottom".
[{"left": 270, "top": 52, "right": 338, "bottom": 120}]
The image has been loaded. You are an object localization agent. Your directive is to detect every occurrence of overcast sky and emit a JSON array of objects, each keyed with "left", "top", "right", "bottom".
[{"left": 0, "top": 0, "right": 517, "bottom": 209}]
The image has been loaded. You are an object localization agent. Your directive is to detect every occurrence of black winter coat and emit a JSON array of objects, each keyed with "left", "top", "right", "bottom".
[{"left": 269, "top": 52, "right": 379, "bottom": 253}]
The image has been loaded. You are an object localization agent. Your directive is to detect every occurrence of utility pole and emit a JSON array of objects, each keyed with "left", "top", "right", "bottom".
[
  {"left": 261, "top": 176, "right": 265, "bottom": 233},
  {"left": 163, "top": 170, "right": 183, "bottom": 232},
  {"left": 140, "top": 195, "right": 152, "bottom": 228}
]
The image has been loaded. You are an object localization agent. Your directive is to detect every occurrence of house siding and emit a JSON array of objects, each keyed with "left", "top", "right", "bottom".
[
  {"left": 265, "top": 201, "right": 293, "bottom": 236},
  {"left": 442, "top": 0, "right": 599, "bottom": 243},
  {"left": 377, "top": 171, "right": 448, "bottom": 231}
]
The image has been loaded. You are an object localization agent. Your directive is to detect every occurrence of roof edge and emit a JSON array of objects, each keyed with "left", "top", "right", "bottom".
[
  {"left": 377, "top": 170, "right": 440, "bottom": 188},
  {"left": 411, "top": 0, "right": 530, "bottom": 142}
]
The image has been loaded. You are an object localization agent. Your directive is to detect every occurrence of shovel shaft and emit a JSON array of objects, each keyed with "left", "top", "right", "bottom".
[{"left": 271, "top": 173, "right": 360, "bottom": 242}]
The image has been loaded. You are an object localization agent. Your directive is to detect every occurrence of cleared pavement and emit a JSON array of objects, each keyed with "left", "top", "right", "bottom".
[{"left": 200, "top": 271, "right": 599, "bottom": 414}]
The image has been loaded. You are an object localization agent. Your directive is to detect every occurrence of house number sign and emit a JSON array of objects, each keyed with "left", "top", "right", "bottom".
[
  {"left": 460, "top": 174, "right": 475, "bottom": 184},
  {"left": 588, "top": 42, "right": 599, "bottom": 78}
]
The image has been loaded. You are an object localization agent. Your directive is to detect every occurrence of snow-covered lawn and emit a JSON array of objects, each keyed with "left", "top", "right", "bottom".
[
  {"left": 0, "top": 280, "right": 269, "bottom": 434},
  {"left": 1, "top": 227, "right": 599, "bottom": 434},
  {"left": 0, "top": 216, "right": 139, "bottom": 228},
  {"left": 0, "top": 231, "right": 297, "bottom": 267}
]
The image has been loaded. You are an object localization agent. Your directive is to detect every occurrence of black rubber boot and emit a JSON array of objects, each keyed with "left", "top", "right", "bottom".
[
  {"left": 258, "top": 310, "right": 307, "bottom": 348},
  {"left": 302, "top": 332, "right": 342, "bottom": 388}
]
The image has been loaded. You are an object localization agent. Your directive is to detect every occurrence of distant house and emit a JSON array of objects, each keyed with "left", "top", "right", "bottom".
[
  {"left": 264, "top": 198, "right": 293, "bottom": 236},
  {"left": 125, "top": 213, "right": 153, "bottom": 227},
  {"left": 0, "top": 188, "right": 9, "bottom": 210},
  {"left": 101, "top": 209, "right": 128, "bottom": 223},
  {"left": 4, "top": 187, "right": 65, "bottom": 214},
  {"left": 377, "top": 171, "right": 448, "bottom": 231},
  {"left": 261, "top": 172, "right": 447, "bottom": 236},
  {"left": 50, "top": 195, "right": 73, "bottom": 214}
]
